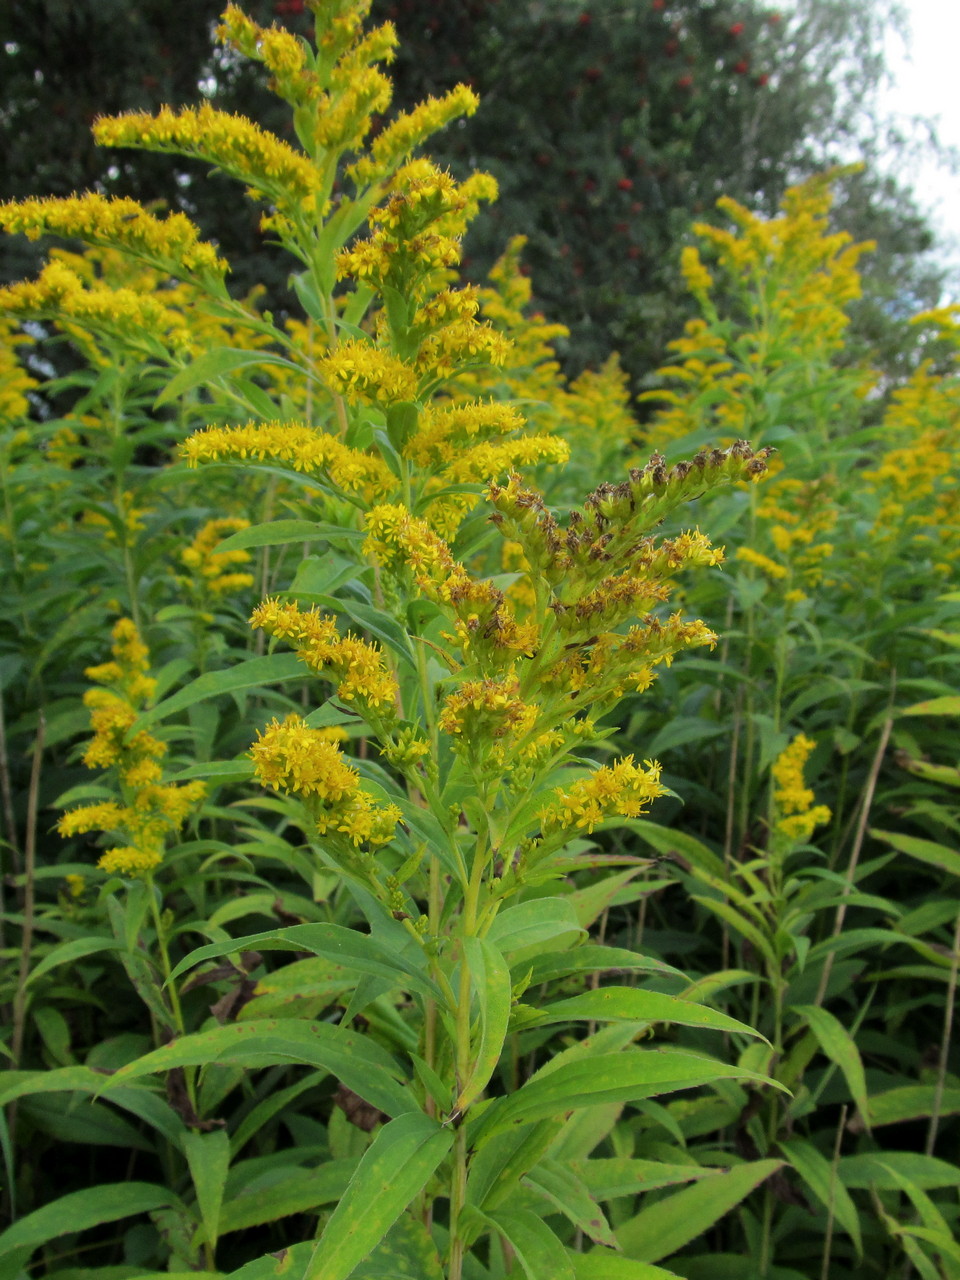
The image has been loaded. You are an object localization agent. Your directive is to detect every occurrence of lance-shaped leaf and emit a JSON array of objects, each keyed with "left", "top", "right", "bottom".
[
  {"left": 780, "top": 1138, "right": 862, "bottom": 1257},
  {"left": 515, "top": 986, "right": 763, "bottom": 1040},
  {"left": 99, "top": 1020, "right": 415, "bottom": 1119},
  {"left": 615, "top": 1160, "right": 783, "bottom": 1260},
  {"left": 167, "top": 923, "right": 440, "bottom": 1001},
  {"left": 792, "top": 1004, "right": 870, "bottom": 1129},
  {"left": 0, "top": 1183, "right": 186, "bottom": 1261},
  {"left": 304, "top": 1112, "right": 452, "bottom": 1280},
  {"left": 455, "top": 937, "right": 513, "bottom": 1117},
  {"left": 472, "top": 1049, "right": 782, "bottom": 1144}
]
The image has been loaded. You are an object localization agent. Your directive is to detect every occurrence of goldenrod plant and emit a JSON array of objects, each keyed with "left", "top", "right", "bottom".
[{"left": 0, "top": 4, "right": 780, "bottom": 1277}]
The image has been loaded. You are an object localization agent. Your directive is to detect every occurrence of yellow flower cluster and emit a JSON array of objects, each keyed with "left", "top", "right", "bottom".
[
  {"left": 861, "top": 324, "right": 960, "bottom": 569},
  {"left": 0, "top": 194, "right": 228, "bottom": 289},
  {"left": 250, "top": 714, "right": 401, "bottom": 847},
  {"left": 772, "top": 734, "right": 831, "bottom": 843},
  {"left": 0, "top": 319, "right": 38, "bottom": 421},
  {"left": 59, "top": 620, "right": 206, "bottom": 877},
  {"left": 641, "top": 173, "right": 874, "bottom": 447},
  {"left": 405, "top": 400, "right": 526, "bottom": 468},
  {"left": 439, "top": 675, "right": 535, "bottom": 741},
  {"left": 540, "top": 756, "right": 667, "bottom": 834},
  {"left": 318, "top": 339, "right": 418, "bottom": 406},
  {"left": 736, "top": 546, "right": 789, "bottom": 581},
  {"left": 0, "top": 259, "right": 193, "bottom": 353},
  {"left": 179, "top": 518, "right": 255, "bottom": 598},
  {"left": 348, "top": 84, "right": 480, "bottom": 186},
  {"left": 364, "top": 504, "right": 539, "bottom": 670},
  {"left": 250, "top": 598, "right": 399, "bottom": 712},
  {"left": 181, "top": 420, "right": 394, "bottom": 497},
  {"left": 94, "top": 104, "right": 323, "bottom": 219}
]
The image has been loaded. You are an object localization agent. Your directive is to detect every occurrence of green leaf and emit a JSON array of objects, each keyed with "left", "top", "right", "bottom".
[
  {"left": 101, "top": 1020, "right": 415, "bottom": 1120},
  {"left": 215, "top": 520, "right": 365, "bottom": 552},
  {"left": 226, "top": 1241, "right": 314, "bottom": 1280},
  {"left": 26, "top": 936, "right": 122, "bottom": 986},
  {"left": 864, "top": 1085, "right": 960, "bottom": 1129},
  {"left": 487, "top": 898, "right": 585, "bottom": 958},
  {"left": 870, "top": 829, "right": 960, "bottom": 879},
  {"left": 840, "top": 1152, "right": 960, "bottom": 1190},
  {"left": 350, "top": 1212, "right": 445, "bottom": 1279},
  {"left": 576, "top": 1158, "right": 724, "bottom": 1200},
  {"left": 472, "top": 1049, "right": 780, "bottom": 1143},
  {"left": 0, "top": 1065, "right": 119, "bottom": 1109},
  {"left": 184, "top": 1127, "right": 231, "bottom": 1249},
  {"left": 219, "top": 1161, "right": 354, "bottom": 1235},
  {"left": 899, "top": 695, "right": 960, "bottom": 717},
  {"left": 155, "top": 348, "right": 306, "bottom": 406},
  {"left": 303, "top": 1112, "right": 453, "bottom": 1280},
  {"left": 135, "top": 653, "right": 307, "bottom": 730},
  {"left": 521, "top": 986, "right": 763, "bottom": 1040},
  {"left": 792, "top": 1004, "right": 870, "bottom": 1127},
  {"left": 522, "top": 1159, "right": 619, "bottom": 1249},
  {"left": 483, "top": 1207, "right": 575, "bottom": 1280},
  {"left": 456, "top": 938, "right": 512, "bottom": 1116},
  {"left": 523, "top": 945, "right": 680, "bottom": 986},
  {"left": 0, "top": 1182, "right": 183, "bottom": 1259},
  {"left": 779, "top": 1138, "right": 862, "bottom": 1257},
  {"left": 615, "top": 1160, "right": 783, "bottom": 1261},
  {"left": 626, "top": 822, "right": 726, "bottom": 878},
  {"left": 570, "top": 1253, "right": 682, "bottom": 1280},
  {"left": 167, "top": 923, "right": 440, "bottom": 1000}
]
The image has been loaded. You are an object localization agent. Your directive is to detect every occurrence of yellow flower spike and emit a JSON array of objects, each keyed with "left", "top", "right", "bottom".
[
  {"left": 318, "top": 338, "right": 418, "bottom": 406},
  {"left": 57, "top": 802, "right": 125, "bottom": 839},
  {"left": 347, "top": 84, "right": 480, "bottom": 186},
  {"left": 98, "top": 846, "right": 164, "bottom": 878},
  {"left": 180, "top": 421, "right": 395, "bottom": 497},
  {"left": 180, "top": 517, "right": 255, "bottom": 598},
  {"left": 0, "top": 260, "right": 195, "bottom": 354},
  {"left": 0, "top": 195, "right": 228, "bottom": 290},
  {"left": 772, "top": 734, "right": 832, "bottom": 842},
  {"left": 540, "top": 756, "right": 667, "bottom": 835},
  {"left": 250, "top": 714, "right": 402, "bottom": 848},
  {"left": 93, "top": 104, "right": 323, "bottom": 220},
  {"left": 251, "top": 714, "right": 360, "bottom": 801},
  {"left": 736, "top": 546, "right": 789, "bottom": 580},
  {"left": 251, "top": 599, "right": 399, "bottom": 712}
]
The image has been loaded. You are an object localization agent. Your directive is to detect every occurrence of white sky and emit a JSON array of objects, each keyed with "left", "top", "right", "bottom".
[{"left": 878, "top": 0, "right": 960, "bottom": 289}]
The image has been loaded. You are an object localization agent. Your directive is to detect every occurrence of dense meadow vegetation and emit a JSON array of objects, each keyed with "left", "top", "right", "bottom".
[{"left": 0, "top": 3, "right": 958, "bottom": 1278}]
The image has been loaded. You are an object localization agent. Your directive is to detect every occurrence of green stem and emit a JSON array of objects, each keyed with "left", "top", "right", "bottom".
[{"left": 146, "top": 874, "right": 200, "bottom": 1119}]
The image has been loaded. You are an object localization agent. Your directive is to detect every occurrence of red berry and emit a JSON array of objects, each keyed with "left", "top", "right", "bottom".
[
  {"left": 663, "top": 38, "right": 679, "bottom": 56},
  {"left": 733, "top": 59, "right": 749, "bottom": 74},
  {"left": 652, "top": 0, "right": 665, "bottom": 8},
  {"left": 757, "top": 72, "right": 769, "bottom": 86},
  {"left": 578, "top": 11, "right": 592, "bottom": 25},
  {"left": 585, "top": 66, "right": 602, "bottom": 81},
  {"left": 676, "top": 74, "right": 693, "bottom": 88},
  {"left": 729, "top": 22, "right": 744, "bottom": 35},
  {"left": 617, "top": 177, "right": 633, "bottom": 191},
  {"left": 615, "top": 221, "right": 629, "bottom": 233},
  {"left": 631, "top": 200, "right": 645, "bottom": 213},
  {"left": 627, "top": 246, "right": 642, "bottom": 259}
]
